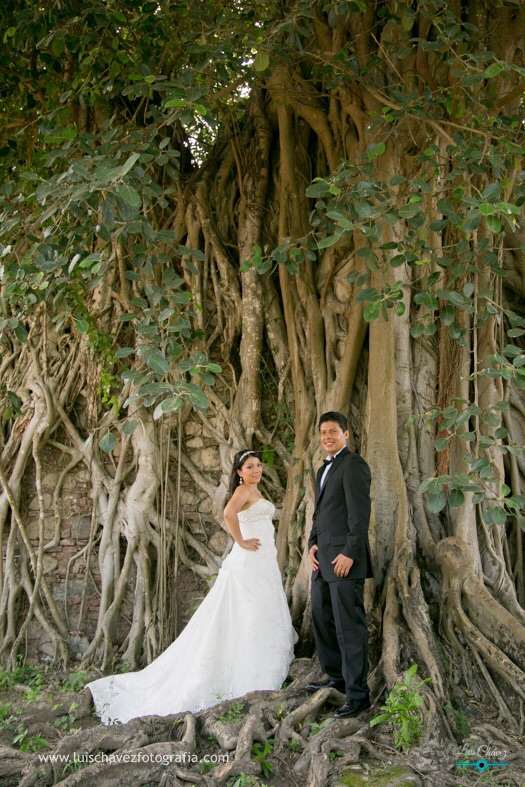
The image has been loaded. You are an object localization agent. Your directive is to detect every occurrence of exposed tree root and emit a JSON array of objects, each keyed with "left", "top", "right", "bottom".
[
  {"left": 0, "top": 675, "right": 391, "bottom": 787},
  {"left": 2, "top": 660, "right": 525, "bottom": 786}
]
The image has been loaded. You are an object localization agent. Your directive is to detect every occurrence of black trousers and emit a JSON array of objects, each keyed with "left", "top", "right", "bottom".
[{"left": 311, "top": 574, "right": 369, "bottom": 700}]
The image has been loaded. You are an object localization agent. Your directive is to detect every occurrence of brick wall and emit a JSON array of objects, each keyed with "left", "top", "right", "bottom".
[{"left": 18, "top": 431, "right": 227, "bottom": 664}]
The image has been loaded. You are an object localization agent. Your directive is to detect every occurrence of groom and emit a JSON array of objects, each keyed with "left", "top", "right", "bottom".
[{"left": 307, "top": 411, "right": 373, "bottom": 718}]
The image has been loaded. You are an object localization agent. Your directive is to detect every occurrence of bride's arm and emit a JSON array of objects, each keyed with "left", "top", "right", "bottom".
[{"left": 223, "top": 489, "right": 261, "bottom": 551}]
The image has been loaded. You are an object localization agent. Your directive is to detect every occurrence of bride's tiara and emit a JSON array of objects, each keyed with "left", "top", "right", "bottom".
[{"left": 238, "top": 450, "right": 257, "bottom": 463}]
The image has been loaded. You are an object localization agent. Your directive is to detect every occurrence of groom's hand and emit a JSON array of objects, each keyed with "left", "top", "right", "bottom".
[
  {"left": 332, "top": 554, "right": 354, "bottom": 578},
  {"left": 309, "top": 545, "right": 319, "bottom": 571}
]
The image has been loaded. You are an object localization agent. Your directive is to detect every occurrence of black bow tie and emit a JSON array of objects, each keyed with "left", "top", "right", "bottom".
[{"left": 323, "top": 457, "right": 335, "bottom": 465}]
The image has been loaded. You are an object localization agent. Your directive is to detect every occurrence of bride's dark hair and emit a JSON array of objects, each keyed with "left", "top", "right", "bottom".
[{"left": 227, "top": 450, "right": 260, "bottom": 501}]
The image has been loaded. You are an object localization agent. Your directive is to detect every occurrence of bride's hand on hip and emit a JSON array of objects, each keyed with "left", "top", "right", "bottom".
[{"left": 240, "top": 538, "right": 261, "bottom": 551}]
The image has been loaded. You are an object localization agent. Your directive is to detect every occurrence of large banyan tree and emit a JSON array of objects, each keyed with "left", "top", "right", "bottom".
[{"left": 0, "top": 0, "right": 524, "bottom": 776}]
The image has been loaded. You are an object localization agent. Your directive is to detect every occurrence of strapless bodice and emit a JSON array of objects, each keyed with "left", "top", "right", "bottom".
[
  {"left": 237, "top": 498, "right": 275, "bottom": 522},
  {"left": 231, "top": 498, "right": 276, "bottom": 552}
]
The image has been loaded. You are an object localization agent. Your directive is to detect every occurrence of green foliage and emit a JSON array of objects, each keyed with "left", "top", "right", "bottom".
[
  {"left": 0, "top": 658, "right": 46, "bottom": 694},
  {"left": 53, "top": 702, "right": 79, "bottom": 733},
  {"left": 240, "top": 0, "right": 525, "bottom": 529},
  {"left": 60, "top": 760, "right": 86, "bottom": 778},
  {"left": 370, "top": 665, "right": 431, "bottom": 751},
  {"left": 251, "top": 738, "right": 275, "bottom": 779},
  {"left": 12, "top": 723, "right": 49, "bottom": 752},
  {"left": 198, "top": 759, "right": 215, "bottom": 774},
  {"left": 62, "top": 670, "right": 87, "bottom": 692},
  {"left": 23, "top": 685, "right": 44, "bottom": 703},
  {"left": 228, "top": 774, "right": 267, "bottom": 787},
  {"left": 218, "top": 701, "right": 245, "bottom": 724},
  {"left": 0, "top": 0, "right": 242, "bottom": 448},
  {"left": 308, "top": 718, "right": 333, "bottom": 738},
  {"left": 444, "top": 704, "right": 471, "bottom": 740},
  {"left": 0, "top": 701, "right": 15, "bottom": 728},
  {"left": 0, "top": 0, "right": 523, "bottom": 527}
]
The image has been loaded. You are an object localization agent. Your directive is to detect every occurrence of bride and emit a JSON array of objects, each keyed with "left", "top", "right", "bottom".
[{"left": 86, "top": 450, "right": 296, "bottom": 724}]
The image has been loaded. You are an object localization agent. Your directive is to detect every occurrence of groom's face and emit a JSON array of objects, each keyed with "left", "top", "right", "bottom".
[{"left": 320, "top": 421, "right": 349, "bottom": 457}]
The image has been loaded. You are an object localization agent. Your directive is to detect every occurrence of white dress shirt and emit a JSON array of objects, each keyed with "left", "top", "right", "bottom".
[{"left": 320, "top": 448, "right": 344, "bottom": 489}]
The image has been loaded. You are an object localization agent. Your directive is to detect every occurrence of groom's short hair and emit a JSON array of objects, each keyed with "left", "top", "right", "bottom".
[{"left": 319, "top": 411, "right": 348, "bottom": 432}]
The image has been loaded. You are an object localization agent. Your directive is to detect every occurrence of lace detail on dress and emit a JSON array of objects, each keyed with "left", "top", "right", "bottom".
[
  {"left": 87, "top": 497, "right": 295, "bottom": 725},
  {"left": 237, "top": 497, "right": 275, "bottom": 522}
]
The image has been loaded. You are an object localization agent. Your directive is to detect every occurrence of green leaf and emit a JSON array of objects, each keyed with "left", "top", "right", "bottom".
[
  {"left": 318, "top": 235, "right": 339, "bottom": 249},
  {"left": 448, "top": 488, "right": 465, "bottom": 508},
  {"left": 434, "top": 437, "right": 448, "bottom": 452},
  {"left": 440, "top": 305, "right": 455, "bottom": 325},
  {"left": 99, "top": 432, "right": 117, "bottom": 453},
  {"left": 370, "top": 713, "right": 393, "bottom": 727},
  {"left": 115, "top": 347, "right": 135, "bottom": 358},
  {"left": 482, "top": 183, "right": 503, "bottom": 200},
  {"left": 419, "top": 477, "right": 443, "bottom": 495},
  {"left": 484, "top": 62, "right": 505, "bottom": 78},
  {"left": 395, "top": 302, "right": 406, "bottom": 317},
  {"left": 459, "top": 432, "right": 476, "bottom": 442},
  {"left": 241, "top": 244, "right": 263, "bottom": 272},
  {"left": 355, "top": 201, "right": 373, "bottom": 218},
  {"left": 117, "top": 184, "right": 141, "bottom": 207},
  {"left": 14, "top": 323, "right": 29, "bottom": 343},
  {"left": 366, "top": 142, "right": 386, "bottom": 159},
  {"left": 122, "top": 419, "right": 138, "bottom": 435},
  {"left": 112, "top": 152, "right": 140, "bottom": 179},
  {"left": 356, "top": 288, "right": 379, "bottom": 303},
  {"left": 306, "top": 181, "right": 330, "bottom": 198},
  {"left": 364, "top": 302, "right": 381, "bottom": 322},
  {"left": 478, "top": 202, "right": 496, "bottom": 216},
  {"left": 199, "top": 370, "right": 216, "bottom": 385},
  {"left": 414, "top": 292, "right": 438, "bottom": 309},
  {"left": 427, "top": 491, "right": 446, "bottom": 513},
  {"left": 462, "top": 211, "right": 481, "bottom": 233},
  {"left": 145, "top": 350, "right": 171, "bottom": 375},
  {"left": 410, "top": 321, "right": 425, "bottom": 338},
  {"left": 447, "top": 292, "right": 469, "bottom": 309},
  {"left": 483, "top": 412, "right": 500, "bottom": 427},
  {"left": 490, "top": 506, "right": 507, "bottom": 525},
  {"left": 153, "top": 396, "right": 184, "bottom": 420},
  {"left": 75, "top": 319, "right": 90, "bottom": 334},
  {"left": 486, "top": 215, "right": 502, "bottom": 233},
  {"left": 164, "top": 98, "right": 187, "bottom": 107},
  {"left": 404, "top": 664, "right": 418, "bottom": 685},
  {"left": 181, "top": 383, "right": 209, "bottom": 410},
  {"left": 254, "top": 51, "right": 270, "bottom": 72}
]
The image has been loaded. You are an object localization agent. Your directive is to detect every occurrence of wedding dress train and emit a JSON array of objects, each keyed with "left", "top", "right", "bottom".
[{"left": 87, "top": 499, "right": 295, "bottom": 724}]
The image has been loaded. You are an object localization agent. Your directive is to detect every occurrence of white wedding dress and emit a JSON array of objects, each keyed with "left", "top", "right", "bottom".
[{"left": 87, "top": 499, "right": 295, "bottom": 724}]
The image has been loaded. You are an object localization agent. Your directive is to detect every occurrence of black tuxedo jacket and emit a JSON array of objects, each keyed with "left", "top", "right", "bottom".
[{"left": 308, "top": 446, "right": 373, "bottom": 582}]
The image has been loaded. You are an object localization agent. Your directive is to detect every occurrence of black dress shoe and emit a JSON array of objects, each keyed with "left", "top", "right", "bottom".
[
  {"left": 306, "top": 678, "right": 345, "bottom": 692},
  {"left": 334, "top": 696, "right": 371, "bottom": 718}
]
